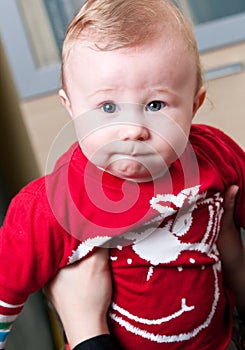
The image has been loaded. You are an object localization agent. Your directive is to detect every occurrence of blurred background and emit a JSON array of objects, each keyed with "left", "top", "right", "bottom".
[{"left": 0, "top": 0, "right": 245, "bottom": 349}]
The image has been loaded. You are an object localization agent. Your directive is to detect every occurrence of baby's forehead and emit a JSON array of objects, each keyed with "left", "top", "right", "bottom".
[{"left": 64, "top": 36, "right": 196, "bottom": 95}]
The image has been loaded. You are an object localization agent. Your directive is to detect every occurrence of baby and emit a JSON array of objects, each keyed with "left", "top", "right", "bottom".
[{"left": 0, "top": 0, "right": 244, "bottom": 349}]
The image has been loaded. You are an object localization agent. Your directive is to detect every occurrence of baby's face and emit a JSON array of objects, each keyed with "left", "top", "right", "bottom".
[{"left": 61, "top": 34, "right": 204, "bottom": 182}]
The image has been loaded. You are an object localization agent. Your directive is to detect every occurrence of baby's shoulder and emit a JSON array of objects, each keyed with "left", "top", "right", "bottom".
[
  {"left": 190, "top": 124, "right": 229, "bottom": 144},
  {"left": 190, "top": 124, "right": 244, "bottom": 157}
]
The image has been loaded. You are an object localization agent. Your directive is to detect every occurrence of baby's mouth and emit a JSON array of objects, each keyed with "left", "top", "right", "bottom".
[{"left": 107, "top": 140, "right": 150, "bottom": 155}]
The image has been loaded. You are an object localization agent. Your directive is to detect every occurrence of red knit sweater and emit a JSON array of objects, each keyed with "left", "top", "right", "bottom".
[{"left": 0, "top": 125, "right": 244, "bottom": 349}]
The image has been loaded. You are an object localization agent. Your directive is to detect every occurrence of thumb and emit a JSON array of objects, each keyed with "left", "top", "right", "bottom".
[
  {"left": 218, "top": 185, "right": 240, "bottom": 260},
  {"left": 224, "top": 185, "right": 239, "bottom": 217},
  {"left": 222, "top": 184, "right": 239, "bottom": 227}
]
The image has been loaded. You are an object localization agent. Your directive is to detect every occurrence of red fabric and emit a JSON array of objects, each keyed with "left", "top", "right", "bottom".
[{"left": 0, "top": 124, "right": 244, "bottom": 349}]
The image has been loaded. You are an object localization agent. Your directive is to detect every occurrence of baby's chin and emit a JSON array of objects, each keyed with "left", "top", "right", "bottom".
[{"left": 106, "top": 159, "right": 156, "bottom": 182}]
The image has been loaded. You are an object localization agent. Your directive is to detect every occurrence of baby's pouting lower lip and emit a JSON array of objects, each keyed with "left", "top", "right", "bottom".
[{"left": 109, "top": 141, "right": 153, "bottom": 156}]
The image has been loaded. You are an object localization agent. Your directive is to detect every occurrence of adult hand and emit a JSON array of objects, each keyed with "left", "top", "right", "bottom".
[
  {"left": 44, "top": 248, "right": 112, "bottom": 349},
  {"left": 218, "top": 185, "right": 245, "bottom": 319}
]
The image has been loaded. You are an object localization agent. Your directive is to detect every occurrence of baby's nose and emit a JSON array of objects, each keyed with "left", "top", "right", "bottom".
[{"left": 119, "top": 124, "right": 150, "bottom": 141}]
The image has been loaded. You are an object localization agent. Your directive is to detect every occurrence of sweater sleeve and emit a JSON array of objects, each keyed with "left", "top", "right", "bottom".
[
  {"left": 72, "top": 335, "right": 120, "bottom": 350},
  {"left": 0, "top": 183, "right": 64, "bottom": 349}
]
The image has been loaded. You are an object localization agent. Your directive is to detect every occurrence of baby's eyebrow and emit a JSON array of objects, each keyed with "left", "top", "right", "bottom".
[{"left": 148, "top": 88, "right": 178, "bottom": 98}]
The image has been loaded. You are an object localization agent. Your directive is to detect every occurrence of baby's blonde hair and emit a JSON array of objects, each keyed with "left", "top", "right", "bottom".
[{"left": 62, "top": 0, "right": 203, "bottom": 93}]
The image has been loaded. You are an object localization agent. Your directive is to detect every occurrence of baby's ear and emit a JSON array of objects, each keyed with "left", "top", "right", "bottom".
[
  {"left": 192, "top": 86, "right": 206, "bottom": 117},
  {"left": 59, "top": 89, "right": 73, "bottom": 116}
]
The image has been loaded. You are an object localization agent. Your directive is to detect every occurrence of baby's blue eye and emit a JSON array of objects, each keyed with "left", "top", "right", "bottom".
[
  {"left": 146, "top": 101, "right": 165, "bottom": 112},
  {"left": 101, "top": 102, "right": 117, "bottom": 113}
]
